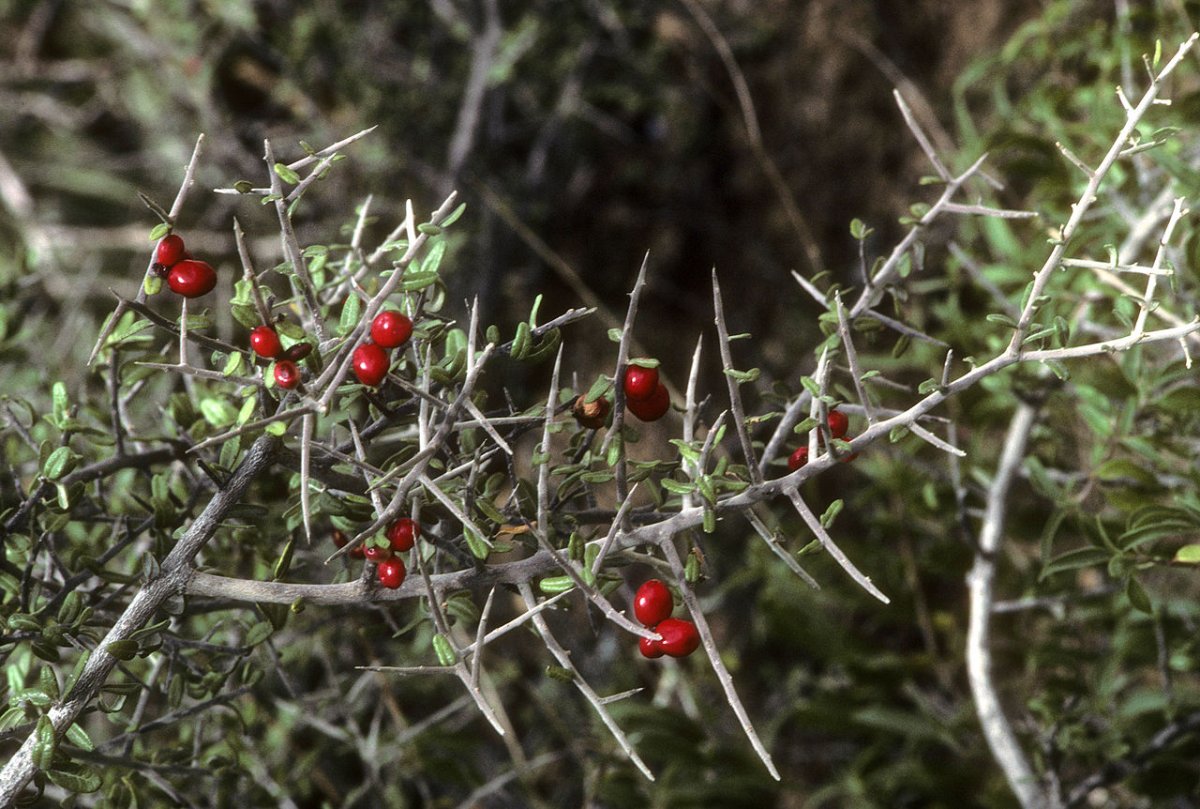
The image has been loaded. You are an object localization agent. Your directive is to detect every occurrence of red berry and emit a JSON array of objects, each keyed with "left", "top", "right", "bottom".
[
  {"left": 156, "top": 234, "right": 186, "bottom": 267},
  {"left": 352, "top": 342, "right": 389, "bottom": 386},
  {"left": 626, "top": 383, "right": 669, "bottom": 422},
  {"left": 827, "top": 410, "right": 849, "bottom": 440},
  {"left": 623, "top": 364, "right": 659, "bottom": 401},
  {"left": 274, "top": 360, "right": 301, "bottom": 389},
  {"left": 167, "top": 259, "right": 217, "bottom": 298},
  {"left": 787, "top": 446, "right": 808, "bottom": 472},
  {"left": 371, "top": 310, "right": 413, "bottom": 349},
  {"left": 639, "top": 635, "right": 665, "bottom": 659},
  {"left": 364, "top": 543, "right": 392, "bottom": 563},
  {"left": 633, "top": 579, "right": 673, "bottom": 627},
  {"left": 250, "top": 326, "right": 283, "bottom": 359},
  {"left": 377, "top": 557, "right": 406, "bottom": 589},
  {"left": 332, "top": 529, "right": 365, "bottom": 558},
  {"left": 386, "top": 518, "right": 420, "bottom": 552},
  {"left": 656, "top": 617, "right": 700, "bottom": 658}
]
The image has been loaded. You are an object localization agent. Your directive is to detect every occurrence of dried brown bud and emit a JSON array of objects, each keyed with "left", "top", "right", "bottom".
[{"left": 572, "top": 394, "right": 610, "bottom": 430}]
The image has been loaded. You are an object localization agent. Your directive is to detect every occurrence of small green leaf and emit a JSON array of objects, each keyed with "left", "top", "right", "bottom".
[
  {"left": 244, "top": 621, "right": 274, "bottom": 647},
  {"left": 1172, "top": 544, "right": 1200, "bottom": 565},
  {"left": 585, "top": 375, "right": 612, "bottom": 403},
  {"left": 272, "top": 534, "right": 297, "bottom": 581},
  {"left": 1040, "top": 547, "right": 1111, "bottom": 580},
  {"left": 199, "top": 398, "right": 238, "bottom": 428},
  {"left": 64, "top": 723, "right": 94, "bottom": 752},
  {"left": 660, "top": 478, "right": 696, "bottom": 495},
  {"left": 273, "top": 163, "right": 300, "bottom": 184},
  {"left": 46, "top": 763, "right": 103, "bottom": 793},
  {"left": 432, "top": 633, "right": 457, "bottom": 666},
  {"left": 18, "top": 688, "right": 54, "bottom": 707},
  {"left": 42, "top": 447, "right": 76, "bottom": 481},
  {"left": 607, "top": 328, "right": 623, "bottom": 343},
  {"left": 986, "top": 313, "right": 1019, "bottom": 329},
  {"left": 463, "top": 528, "right": 489, "bottom": 560},
  {"left": 222, "top": 352, "right": 244, "bottom": 377},
  {"left": 105, "top": 640, "right": 138, "bottom": 661},
  {"left": 418, "top": 223, "right": 442, "bottom": 235},
  {"left": 339, "top": 294, "right": 362, "bottom": 336},
  {"left": 1126, "top": 576, "right": 1153, "bottom": 614},
  {"left": 143, "top": 275, "right": 163, "bottom": 296},
  {"left": 231, "top": 303, "right": 259, "bottom": 329},
  {"left": 820, "top": 499, "right": 844, "bottom": 529},
  {"left": 32, "top": 715, "right": 56, "bottom": 770},
  {"left": 545, "top": 664, "right": 574, "bottom": 683},
  {"left": 440, "top": 202, "right": 468, "bottom": 228},
  {"left": 265, "top": 421, "right": 288, "bottom": 437},
  {"left": 539, "top": 575, "right": 575, "bottom": 594},
  {"left": 149, "top": 222, "right": 171, "bottom": 241},
  {"left": 52, "top": 382, "right": 69, "bottom": 425},
  {"left": 850, "top": 218, "right": 871, "bottom": 240},
  {"left": 398, "top": 270, "right": 440, "bottom": 291},
  {"left": 792, "top": 417, "right": 818, "bottom": 434},
  {"left": 724, "top": 367, "right": 761, "bottom": 384}
]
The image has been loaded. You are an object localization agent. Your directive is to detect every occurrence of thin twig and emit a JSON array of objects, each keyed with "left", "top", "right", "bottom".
[
  {"left": 966, "top": 403, "right": 1048, "bottom": 809},
  {"left": 516, "top": 581, "right": 655, "bottom": 781}
]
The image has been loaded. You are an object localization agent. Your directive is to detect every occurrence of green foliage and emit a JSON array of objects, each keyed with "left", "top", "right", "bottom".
[{"left": 1, "top": 1, "right": 1199, "bottom": 807}]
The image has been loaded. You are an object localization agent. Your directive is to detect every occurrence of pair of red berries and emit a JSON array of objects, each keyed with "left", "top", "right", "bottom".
[
  {"left": 633, "top": 579, "right": 700, "bottom": 659},
  {"left": 332, "top": 517, "right": 421, "bottom": 589},
  {"left": 249, "top": 325, "right": 315, "bottom": 390},
  {"left": 788, "top": 409, "right": 854, "bottom": 471},
  {"left": 154, "top": 234, "right": 217, "bottom": 298},
  {"left": 623, "top": 364, "right": 670, "bottom": 422},
  {"left": 351, "top": 310, "right": 414, "bottom": 387}
]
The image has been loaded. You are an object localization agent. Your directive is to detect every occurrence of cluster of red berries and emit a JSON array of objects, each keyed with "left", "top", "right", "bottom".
[
  {"left": 788, "top": 409, "right": 856, "bottom": 471},
  {"left": 153, "top": 234, "right": 217, "bottom": 298},
  {"left": 634, "top": 579, "right": 699, "bottom": 659},
  {"left": 623, "top": 363, "right": 670, "bottom": 422},
  {"left": 333, "top": 517, "right": 421, "bottom": 589},
  {"left": 351, "top": 309, "right": 414, "bottom": 387},
  {"left": 249, "top": 324, "right": 315, "bottom": 390}
]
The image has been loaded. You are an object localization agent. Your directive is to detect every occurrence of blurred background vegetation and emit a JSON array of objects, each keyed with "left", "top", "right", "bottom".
[{"left": 2, "top": 0, "right": 1200, "bottom": 806}]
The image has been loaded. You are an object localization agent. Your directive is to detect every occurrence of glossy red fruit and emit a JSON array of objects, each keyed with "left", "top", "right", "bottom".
[
  {"left": 623, "top": 364, "right": 659, "bottom": 401},
  {"left": 250, "top": 326, "right": 283, "bottom": 359},
  {"left": 656, "top": 617, "right": 700, "bottom": 658},
  {"left": 639, "top": 635, "right": 665, "bottom": 659},
  {"left": 827, "top": 410, "right": 849, "bottom": 440},
  {"left": 363, "top": 543, "right": 392, "bottom": 563},
  {"left": 352, "top": 342, "right": 389, "bottom": 386},
  {"left": 626, "top": 383, "right": 669, "bottom": 422},
  {"left": 371, "top": 310, "right": 413, "bottom": 349},
  {"left": 634, "top": 579, "right": 673, "bottom": 626},
  {"left": 274, "top": 360, "right": 301, "bottom": 389},
  {"left": 332, "top": 529, "right": 364, "bottom": 559},
  {"left": 167, "top": 259, "right": 217, "bottom": 298},
  {"left": 787, "top": 446, "right": 808, "bottom": 472},
  {"left": 387, "top": 518, "right": 420, "bottom": 552},
  {"left": 156, "top": 234, "right": 187, "bottom": 267},
  {"left": 377, "top": 557, "right": 406, "bottom": 589}
]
